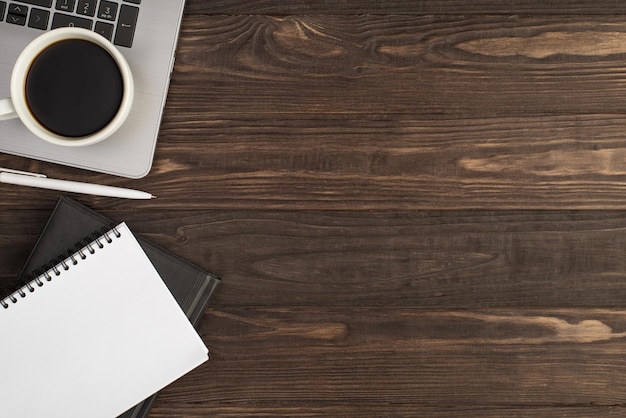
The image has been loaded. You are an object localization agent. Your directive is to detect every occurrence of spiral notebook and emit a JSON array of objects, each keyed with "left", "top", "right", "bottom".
[
  {"left": 16, "top": 196, "right": 220, "bottom": 418},
  {"left": 17, "top": 196, "right": 220, "bottom": 418},
  {"left": 1, "top": 223, "right": 209, "bottom": 418}
]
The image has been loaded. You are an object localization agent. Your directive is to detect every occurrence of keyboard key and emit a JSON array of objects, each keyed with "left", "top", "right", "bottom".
[
  {"left": 51, "top": 12, "right": 91, "bottom": 29},
  {"left": 14, "top": 0, "right": 52, "bottom": 7},
  {"left": 97, "top": 0, "right": 116, "bottom": 20},
  {"left": 6, "top": 12, "right": 26, "bottom": 25},
  {"left": 28, "top": 7, "right": 49, "bottom": 29},
  {"left": 55, "top": 0, "right": 75, "bottom": 12},
  {"left": 114, "top": 4, "right": 138, "bottom": 48},
  {"left": 0, "top": 1, "right": 6, "bottom": 20},
  {"left": 123, "top": 0, "right": 140, "bottom": 3},
  {"left": 76, "top": 0, "right": 95, "bottom": 16},
  {"left": 8, "top": 3, "right": 27, "bottom": 15},
  {"left": 94, "top": 20, "right": 113, "bottom": 41}
]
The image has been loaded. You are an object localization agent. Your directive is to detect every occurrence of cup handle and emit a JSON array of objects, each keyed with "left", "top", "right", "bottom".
[{"left": 0, "top": 98, "right": 17, "bottom": 121}]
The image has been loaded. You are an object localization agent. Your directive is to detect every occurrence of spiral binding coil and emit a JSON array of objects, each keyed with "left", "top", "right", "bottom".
[{"left": 0, "top": 226, "right": 121, "bottom": 309}]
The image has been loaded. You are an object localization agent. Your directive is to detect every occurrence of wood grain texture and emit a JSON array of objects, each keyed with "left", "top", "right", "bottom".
[
  {"left": 127, "top": 209, "right": 626, "bottom": 308},
  {"left": 188, "top": 0, "right": 626, "bottom": 15},
  {"left": 149, "top": 307, "right": 626, "bottom": 416},
  {"left": 2, "top": 4, "right": 626, "bottom": 417},
  {"left": 159, "top": 14, "right": 626, "bottom": 210},
  {"left": 6, "top": 207, "right": 626, "bottom": 308},
  {"left": 171, "top": 15, "right": 626, "bottom": 116}
]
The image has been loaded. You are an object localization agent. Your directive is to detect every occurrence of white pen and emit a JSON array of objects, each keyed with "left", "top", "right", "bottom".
[{"left": 0, "top": 167, "right": 156, "bottom": 199}]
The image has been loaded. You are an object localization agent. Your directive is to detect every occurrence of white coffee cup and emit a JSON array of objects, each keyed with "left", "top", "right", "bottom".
[{"left": 0, "top": 27, "right": 134, "bottom": 147}]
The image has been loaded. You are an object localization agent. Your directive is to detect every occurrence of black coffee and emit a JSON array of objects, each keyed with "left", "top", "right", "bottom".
[{"left": 25, "top": 39, "right": 124, "bottom": 138}]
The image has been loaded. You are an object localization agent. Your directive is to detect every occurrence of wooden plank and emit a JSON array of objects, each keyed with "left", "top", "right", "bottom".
[
  {"left": 148, "top": 307, "right": 626, "bottom": 416},
  {"left": 125, "top": 210, "right": 626, "bottom": 308},
  {"left": 156, "top": 15, "right": 626, "bottom": 210},
  {"left": 173, "top": 15, "right": 626, "bottom": 117},
  {"left": 187, "top": 0, "right": 626, "bottom": 15},
  {"left": 154, "top": 113, "right": 626, "bottom": 210},
  {"left": 5, "top": 208, "right": 626, "bottom": 308}
]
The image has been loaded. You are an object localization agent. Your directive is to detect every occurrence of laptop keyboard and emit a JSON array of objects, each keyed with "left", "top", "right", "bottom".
[{"left": 0, "top": 0, "right": 139, "bottom": 47}]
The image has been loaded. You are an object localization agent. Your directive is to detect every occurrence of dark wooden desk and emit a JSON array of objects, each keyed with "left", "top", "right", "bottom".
[{"left": 3, "top": 1, "right": 626, "bottom": 416}]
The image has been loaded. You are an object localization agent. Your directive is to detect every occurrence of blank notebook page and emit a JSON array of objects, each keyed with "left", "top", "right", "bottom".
[{"left": 0, "top": 222, "right": 208, "bottom": 418}]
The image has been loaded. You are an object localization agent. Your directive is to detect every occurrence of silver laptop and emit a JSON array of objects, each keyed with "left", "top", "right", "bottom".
[{"left": 0, "top": 0, "right": 185, "bottom": 178}]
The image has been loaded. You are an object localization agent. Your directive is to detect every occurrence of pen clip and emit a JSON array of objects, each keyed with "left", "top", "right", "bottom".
[{"left": 0, "top": 167, "right": 47, "bottom": 178}]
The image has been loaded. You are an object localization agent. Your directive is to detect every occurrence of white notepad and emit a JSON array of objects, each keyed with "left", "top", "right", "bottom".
[{"left": 0, "top": 223, "right": 208, "bottom": 418}]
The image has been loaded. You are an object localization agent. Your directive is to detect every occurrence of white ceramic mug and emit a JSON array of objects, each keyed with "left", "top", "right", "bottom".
[{"left": 0, "top": 27, "right": 134, "bottom": 147}]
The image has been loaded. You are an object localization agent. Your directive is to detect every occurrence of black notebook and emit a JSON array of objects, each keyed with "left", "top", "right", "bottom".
[{"left": 17, "top": 196, "right": 220, "bottom": 418}]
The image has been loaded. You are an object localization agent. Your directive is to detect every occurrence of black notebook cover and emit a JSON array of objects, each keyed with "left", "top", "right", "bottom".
[{"left": 17, "top": 196, "right": 220, "bottom": 418}]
